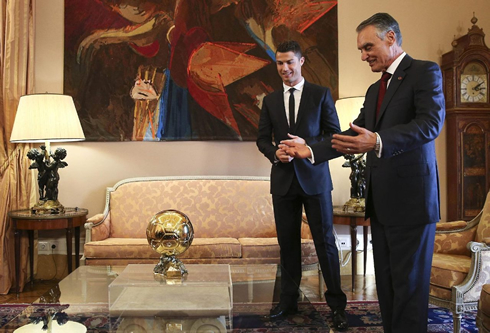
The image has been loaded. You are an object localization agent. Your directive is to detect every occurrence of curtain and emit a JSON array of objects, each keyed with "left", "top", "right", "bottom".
[{"left": 0, "top": 0, "right": 35, "bottom": 294}]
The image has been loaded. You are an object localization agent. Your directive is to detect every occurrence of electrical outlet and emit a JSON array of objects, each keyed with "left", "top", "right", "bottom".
[
  {"left": 49, "top": 240, "right": 64, "bottom": 254},
  {"left": 337, "top": 235, "right": 351, "bottom": 250},
  {"left": 337, "top": 235, "right": 370, "bottom": 252},
  {"left": 38, "top": 241, "right": 49, "bottom": 253}
]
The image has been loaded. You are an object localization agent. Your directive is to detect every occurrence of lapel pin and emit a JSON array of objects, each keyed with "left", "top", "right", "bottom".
[{"left": 398, "top": 76, "right": 402, "bottom": 80}]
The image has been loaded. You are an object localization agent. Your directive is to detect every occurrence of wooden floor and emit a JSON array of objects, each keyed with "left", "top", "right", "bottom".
[
  {"left": 0, "top": 274, "right": 378, "bottom": 304},
  {"left": 302, "top": 274, "right": 378, "bottom": 303},
  {"left": 0, "top": 279, "right": 60, "bottom": 304}
]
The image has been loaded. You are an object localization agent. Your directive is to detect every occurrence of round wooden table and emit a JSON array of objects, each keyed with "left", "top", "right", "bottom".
[{"left": 8, "top": 207, "right": 88, "bottom": 294}]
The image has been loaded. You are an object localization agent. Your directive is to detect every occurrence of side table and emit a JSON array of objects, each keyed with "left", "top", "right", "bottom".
[
  {"left": 8, "top": 207, "right": 88, "bottom": 294},
  {"left": 333, "top": 205, "right": 370, "bottom": 291}
]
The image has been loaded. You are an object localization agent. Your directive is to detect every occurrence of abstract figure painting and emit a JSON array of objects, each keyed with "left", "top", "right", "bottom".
[{"left": 64, "top": 0, "right": 338, "bottom": 141}]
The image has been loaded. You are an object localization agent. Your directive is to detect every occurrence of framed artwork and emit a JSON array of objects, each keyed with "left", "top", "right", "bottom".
[{"left": 64, "top": 0, "right": 338, "bottom": 141}]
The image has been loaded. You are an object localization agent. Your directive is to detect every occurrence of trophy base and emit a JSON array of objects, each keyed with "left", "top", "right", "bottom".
[
  {"left": 154, "top": 255, "right": 188, "bottom": 279},
  {"left": 343, "top": 198, "right": 365, "bottom": 213}
]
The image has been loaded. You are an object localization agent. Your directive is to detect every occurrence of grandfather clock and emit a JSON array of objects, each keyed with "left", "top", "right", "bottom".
[{"left": 442, "top": 14, "right": 490, "bottom": 221}]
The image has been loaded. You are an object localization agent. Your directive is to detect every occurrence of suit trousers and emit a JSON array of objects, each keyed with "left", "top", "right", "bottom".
[
  {"left": 370, "top": 213, "right": 436, "bottom": 333},
  {"left": 272, "top": 174, "right": 347, "bottom": 310}
]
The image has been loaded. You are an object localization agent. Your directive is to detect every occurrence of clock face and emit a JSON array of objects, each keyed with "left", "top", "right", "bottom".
[{"left": 460, "top": 74, "right": 488, "bottom": 103}]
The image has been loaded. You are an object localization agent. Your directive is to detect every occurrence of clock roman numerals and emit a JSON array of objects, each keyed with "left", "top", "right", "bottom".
[{"left": 460, "top": 74, "right": 487, "bottom": 103}]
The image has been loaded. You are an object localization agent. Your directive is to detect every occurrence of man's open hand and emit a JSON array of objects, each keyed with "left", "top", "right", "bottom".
[{"left": 332, "top": 123, "right": 376, "bottom": 154}]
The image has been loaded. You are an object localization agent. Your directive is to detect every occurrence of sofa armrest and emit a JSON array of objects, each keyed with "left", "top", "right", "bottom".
[
  {"left": 436, "top": 220, "right": 468, "bottom": 231},
  {"left": 456, "top": 242, "right": 490, "bottom": 303},
  {"left": 87, "top": 213, "right": 104, "bottom": 224},
  {"left": 85, "top": 212, "right": 111, "bottom": 243}
]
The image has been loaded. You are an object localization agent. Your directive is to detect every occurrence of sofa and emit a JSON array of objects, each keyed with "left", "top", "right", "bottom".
[{"left": 83, "top": 176, "right": 319, "bottom": 269}]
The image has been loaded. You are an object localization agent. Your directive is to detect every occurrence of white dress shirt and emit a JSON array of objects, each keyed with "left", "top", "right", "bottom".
[{"left": 283, "top": 78, "right": 305, "bottom": 126}]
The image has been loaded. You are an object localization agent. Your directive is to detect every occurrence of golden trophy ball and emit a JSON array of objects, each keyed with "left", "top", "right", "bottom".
[{"left": 146, "top": 209, "right": 194, "bottom": 279}]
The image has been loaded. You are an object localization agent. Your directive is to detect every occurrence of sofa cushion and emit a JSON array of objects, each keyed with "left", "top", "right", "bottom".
[
  {"left": 84, "top": 238, "right": 242, "bottom": 260},
  {"left": 429, "top": 252, "right": 470, "bottom": 300},
  {"left": 84, "top": 238, "right": 160, "bottom": 259},
  {"left": 180, "top": 238, "right": 242, "bottom": 259},
  {"left": 239, "top": 237, "right": 280, "bottom": 260},
  {"left": 239, "top": 237, "right": 317, "bottom": 262}
]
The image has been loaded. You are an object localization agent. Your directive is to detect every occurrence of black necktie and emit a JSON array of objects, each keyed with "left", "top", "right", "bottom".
[
  {"left": 376, "top": 72, "right": 392, "bottom": 118},
  {"left": 288, "top": 87, "right": 296, "bottom": 131}
]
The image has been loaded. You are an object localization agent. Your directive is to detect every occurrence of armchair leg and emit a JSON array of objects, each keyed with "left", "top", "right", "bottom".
[{"left": 452, "top": 312, "right": 462, "bottom": 333}]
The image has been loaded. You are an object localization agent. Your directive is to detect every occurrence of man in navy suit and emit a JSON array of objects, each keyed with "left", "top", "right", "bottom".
[
  {"left": 281, "top": 13, "right": 445, "bottom": 332},
  {"left": 256, "top": 40, "right": 348, "bottom": 330}
]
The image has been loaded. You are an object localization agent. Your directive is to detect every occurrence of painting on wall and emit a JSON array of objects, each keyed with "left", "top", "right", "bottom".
[{"left": 64, "top": 0, "right": 338, "bottom": 142}]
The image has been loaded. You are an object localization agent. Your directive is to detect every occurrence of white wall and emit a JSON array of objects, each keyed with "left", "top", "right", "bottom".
[{"left": 34, "top": 0, "right": 490, "bottom": 224}]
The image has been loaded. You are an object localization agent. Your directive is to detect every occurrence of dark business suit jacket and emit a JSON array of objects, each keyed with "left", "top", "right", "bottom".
[
  {"left": 312, "top": 55, "right": 446, "bottom": 226},
  {"left": 257, "top": 81, "right": 341, "bottom": 196}
]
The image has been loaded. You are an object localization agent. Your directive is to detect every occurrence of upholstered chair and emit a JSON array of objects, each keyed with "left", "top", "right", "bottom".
[
  {"left": 477, "top": 284, "right": 490, "bottom": 332},
  {"left": 429, "top": 190, "right": 490, "bottom": 333}
]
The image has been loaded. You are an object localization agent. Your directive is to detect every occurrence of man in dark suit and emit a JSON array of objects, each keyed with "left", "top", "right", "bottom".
[
  {"left": 281, "top": 13, "right": 445, "bottom": 333},
  {"left": 256, "top": 40, "right": 348, "bottom": 330}
]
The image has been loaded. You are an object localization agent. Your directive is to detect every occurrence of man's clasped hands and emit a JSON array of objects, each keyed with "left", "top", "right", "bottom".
[{"left": 278, "top": 122, "right": 377, "bottom": 161}]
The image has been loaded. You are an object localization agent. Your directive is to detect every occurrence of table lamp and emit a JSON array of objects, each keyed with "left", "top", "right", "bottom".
[
  {"left": 10, "top": 93, "right": 85, "bottom": 215},
  {"left": 335, "top": 97, "right": 366, "bottom": 212}
]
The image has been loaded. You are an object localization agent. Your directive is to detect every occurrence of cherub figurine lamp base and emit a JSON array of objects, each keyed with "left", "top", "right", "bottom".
[
  {"left": 27, "top": 145, "right": 68, "bottom": 214},
  {"left": 342, "top": 153, "right": 366, "bottom": 213}
]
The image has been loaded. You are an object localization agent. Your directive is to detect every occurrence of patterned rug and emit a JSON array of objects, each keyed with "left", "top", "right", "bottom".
[
  {"left": 312, "top": 301, "right": 478, "bottom": 332},
  {"left": 0, "top": 301, "right": 478, "bottom": 332},
  {"left": 0, "top": 304, "right": 29, "bottom": 328}
]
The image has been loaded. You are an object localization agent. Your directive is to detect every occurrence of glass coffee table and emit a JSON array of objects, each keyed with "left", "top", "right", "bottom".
[{"left": 1, "top": 264, "right": 330, "bottom": 332}]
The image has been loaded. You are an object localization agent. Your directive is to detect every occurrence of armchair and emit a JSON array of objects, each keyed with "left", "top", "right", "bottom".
[{"left": 429, "top": 190, "right": 490, "bottom": 333}]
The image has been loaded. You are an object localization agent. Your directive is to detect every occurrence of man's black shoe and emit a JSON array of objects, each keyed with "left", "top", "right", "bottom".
[
  {"left": 332, "top": 308, "right": 348, "bottom": 331},
  {"left": 268, "top": 303, "right": 298, "bottom": 319}
]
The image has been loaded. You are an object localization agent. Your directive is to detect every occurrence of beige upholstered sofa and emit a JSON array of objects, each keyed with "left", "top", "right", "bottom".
[{"left": 83, "top": 176, "right": 319, "bottom": 268}]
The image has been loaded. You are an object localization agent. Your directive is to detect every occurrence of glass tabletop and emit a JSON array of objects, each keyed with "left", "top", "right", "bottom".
[{"left": 0, "top": 264, "right": 329, "bottom": 332}]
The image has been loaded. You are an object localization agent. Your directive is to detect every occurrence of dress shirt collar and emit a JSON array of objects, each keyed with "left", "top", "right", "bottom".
[
  {"left": 385, "top": 52, "right": 406, "bottom": 76},
  {"left": 283, "top": 78, "right": 305, "bottom": 95},
  {"left": 384, "top": 52, "right": 406, "bottom": 86}
]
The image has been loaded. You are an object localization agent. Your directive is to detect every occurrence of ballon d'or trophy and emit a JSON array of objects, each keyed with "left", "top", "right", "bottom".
[{"left": 146, "top": 209, "right": 194, "bottom": 279}]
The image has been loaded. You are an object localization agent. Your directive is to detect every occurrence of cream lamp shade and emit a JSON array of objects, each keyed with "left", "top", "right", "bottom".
[
  {"left": 335, "top": 96, "right": 365, "bottom": 131},
  {"left": 10, "top": 94, "right": 85, "bottom": 143}
]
